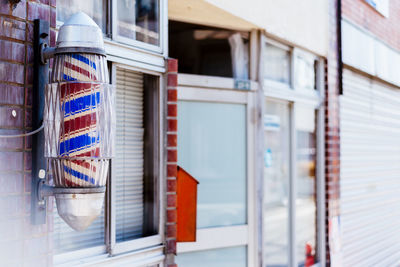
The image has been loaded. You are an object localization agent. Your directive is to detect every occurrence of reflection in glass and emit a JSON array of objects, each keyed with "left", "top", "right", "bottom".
[
  {"left": 57, "top": 0, "right": 107, "bottom": 33},
  {"left": 176, "top": 246, "right": 247, "bottom": 267},
  {"left": 295, "top": 106, "right": 317, "bottom": 266},
  {"left": 296, "top": 55, "right": 317, "bottom": 90},
  {"left": 178, "top": 101, "right": 247, "bottom": 228},
  {"left": 117, "top": 0, "right": 160, "bottom": 46},
  {"left": 264, "top": 100, "right": 290, "bottom": 267},
  {"left": 264, "top": 43, "right": 291, "bottom": 84}
]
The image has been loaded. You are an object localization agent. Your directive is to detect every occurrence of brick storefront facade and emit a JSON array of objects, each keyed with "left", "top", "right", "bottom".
[
  {"left": 342, "top": 0, "right": 400, "bottom": 51},
  {"left": 0, "top": 0, "right": 55, "bottom": 266},
  {"left": 166, "top": 58, "right": 178, "bottom": 267},
  {"left": 325, "top": 0, "right": 341, "bottom": 265}
]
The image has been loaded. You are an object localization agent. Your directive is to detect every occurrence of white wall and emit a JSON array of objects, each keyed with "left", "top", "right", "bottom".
[
  {"left": 342, "top": 19, "right": 400, "bottom": 87},
  {"left": 205, "top": 0, "right": 329, "bottom": 56}
]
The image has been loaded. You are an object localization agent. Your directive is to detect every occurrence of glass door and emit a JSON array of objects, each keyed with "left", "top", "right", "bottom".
[
  {"left": 263, "top": 100, "right": 291, "bottom": 267},
  {"left": 175, "top": 80, "right": 256, "bottom": 267},
  {"left": 263, "top": 100, "right": 318, "bottom": 267}
]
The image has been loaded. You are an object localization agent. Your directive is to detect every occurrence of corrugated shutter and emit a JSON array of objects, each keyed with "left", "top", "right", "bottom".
[
  {"left": 115, "top": 68, "right": 144, "bottom": 241},
  {"left": 340, "top": 68, "right": 400, "bottom": 266}
]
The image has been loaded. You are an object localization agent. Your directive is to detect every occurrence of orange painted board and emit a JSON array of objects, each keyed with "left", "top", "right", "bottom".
[{"left": 177, "top": 166, "right": 199, "bottom": 242}]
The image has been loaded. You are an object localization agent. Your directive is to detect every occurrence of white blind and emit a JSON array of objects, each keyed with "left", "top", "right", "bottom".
[
  {"left": 53, "top": 199, "right": 105, "bottom": 254},
  {"left": 115, "top": 68, "right": 144, "bottom": 242}
]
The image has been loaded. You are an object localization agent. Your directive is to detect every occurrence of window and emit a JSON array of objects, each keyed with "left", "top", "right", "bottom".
[
  {"left": 264, "top": 42, "right": 291, "bottom": 85},
  {"left": 116, "top": 0, "right": 160, "bottom": 46},
  {"left": 294, "top": 52, "right": 318, "bottom": 91},
  {"left": 263, "top": 38, "right": 324, "bottom": 267},
  {"left": 114, "top": 68, "right": 159, "bottom": 244},
  {"left": 264, "top": 41, "right": 320, "bottom": 95},
  {"left": 175, "top": 76, "right": 256, "bottom": 267},
  {"left": 54, "top": 1, "right": 166, "bottom": 265},
  {"left": 169, "top": 21, "right": 249, "bottom": 79},
  {"left": 178, "top": 101, "right": 247, "bottom": 228},
  {"left": 56, "top": 0, "right": 108, "bottom": 33},
  {"left": 52, "top": 66, "right": 163, "bottom": 264},
  {"left": 57, "top": 0, "right": 164, "bottom": 51}
]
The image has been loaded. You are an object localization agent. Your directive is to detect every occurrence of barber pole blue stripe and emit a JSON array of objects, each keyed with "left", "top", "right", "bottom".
[
  {"left": 63, "top": 165, "right": 96, "bottom": 185},
  {"left": 63, "top": 91, "right": 100, "bottom": 118},
  {"left": 59, "top": 134, "right": 100, "bottom": 156},
  {"left": 63, "top": 74, "right": 77, "bottom": 81}
]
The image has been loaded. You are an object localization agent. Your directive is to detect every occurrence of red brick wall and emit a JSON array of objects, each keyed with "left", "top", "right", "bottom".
[
  {"left": 165, "top": 58, "right": 178, "bottom": 267},
  {"left": 0, "top": 0, "right": 55, "bottom": 266},
  {"left": 342, "top": 0, "right": 400, "bottom": 51},
  {"left": 325, "top": 0, "right": 341, "bottom": 266}
]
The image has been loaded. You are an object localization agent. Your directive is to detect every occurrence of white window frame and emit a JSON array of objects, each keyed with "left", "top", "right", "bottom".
[
  {"left": 263, "top": 39, "right": 321, "bottom": 107},
  {"left": 111, "top": 0, "right": 166, "bottom": 54},
  {"left": 109, "top": 63, "right": 165, "bottom": 256},
  {"left": 53, "top": 1, "right": 168, "bottom": 266},
  {"left": 56, "top": 0, "right": 168, "bottom": 65},
  {"left": 261, "top": 35, "right": 326, "bottom": 267},
  {"left": 53, "top": 61, "right": 166, "bottom": 267},
  {"left": 263, "top": 38, "right": 292, "bottom": 91},
  {"left": 176, "top": 74, "right": 258, "bottom": 267}
]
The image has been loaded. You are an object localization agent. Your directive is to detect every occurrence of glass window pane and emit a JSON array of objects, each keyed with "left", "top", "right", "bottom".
[
  {"left": 263, "top": 100, "right": 290, "bottom": 267},
  {"left": 295, "top": 106, "right": 317, "bottom": 266},
  {"left": 178, "top": 101, "right": 247, "bottom": 228},
  {"left": 117, "top": 0, "right": 160, "bottom": 46},
  {"left": 264, "top": 43, "right": 291, "bottom": 84},
  {"left": 295, "top": 55, "right": 316, "bottom": 90},
  {"left": 57, "top": 0, "right": 106, "bottom": 33},
  {"left": 176, "top": 246, "right": 247, "bottom": 267}
]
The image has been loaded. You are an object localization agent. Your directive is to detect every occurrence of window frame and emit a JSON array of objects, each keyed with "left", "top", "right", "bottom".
[
  {"left": 263, "top": 38, "right": 321, "bottom": 106},
  {"left": 53, "top": 62, "right": 166, "bottom": 266},
  {"left": 53, "top": 1, "right": 168, "bottom": 266},
  {"left": 263, "top": 38, "right": 292, "bottom": 90},
  {"left": 261, "top": 35, "right": 326, "bottom": 267},
  {"left": 109, "top": 63, "right": 165, "bottom": 256},
  {"left": 111, "top": 0, "right": 165, "bottom": 54},
  {"left": 56, "top": 0, "right": 167, "bottom": 55},
  {"left": 175, "top": 74, "right": 258, "bottom": 267}
]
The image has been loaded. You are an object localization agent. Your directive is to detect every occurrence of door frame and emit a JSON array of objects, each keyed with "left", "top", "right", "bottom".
[
  {"left": 176, "top": 73, "right": 258, "bottom": 267},
  {"left": 260, "top": 34, "right": 326, "bottom": 267}
]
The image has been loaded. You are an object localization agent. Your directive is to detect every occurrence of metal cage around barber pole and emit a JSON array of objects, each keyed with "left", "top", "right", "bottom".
[{"left": 44, "top": 53, "right": 114, "bottom": 188}]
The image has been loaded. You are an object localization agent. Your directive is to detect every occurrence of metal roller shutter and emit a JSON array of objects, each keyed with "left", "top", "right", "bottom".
[
  {"left": 115, "top": 68, "right": 144, "bottom": 241},
  {"left": 340, "top": 68, "right": 400, "bottom": 266}
]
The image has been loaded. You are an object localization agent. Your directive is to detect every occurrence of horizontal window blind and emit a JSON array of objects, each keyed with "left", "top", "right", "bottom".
[
  {"left": 115, "top": 68, "right": 144, "bottom": 242},
  {"left": 53, "top": 200, "right": 105, "bottom": 254}
]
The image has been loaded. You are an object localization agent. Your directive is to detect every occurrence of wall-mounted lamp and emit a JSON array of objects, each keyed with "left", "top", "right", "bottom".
[{"left": 32, "top": 12, "right": 114, "bottom": 231}]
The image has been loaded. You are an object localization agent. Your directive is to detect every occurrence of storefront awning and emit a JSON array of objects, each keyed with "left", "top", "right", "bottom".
[{"left": 168, "top": 0, "right": 258, "bottom": 31}]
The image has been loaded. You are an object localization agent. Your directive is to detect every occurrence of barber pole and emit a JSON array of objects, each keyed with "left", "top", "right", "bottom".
[
  {"left": 45, "top": 52, "right": 113, "bottom": 188},
  {"left": 42, "top": 12, "right": 115, "bottom": 231}
]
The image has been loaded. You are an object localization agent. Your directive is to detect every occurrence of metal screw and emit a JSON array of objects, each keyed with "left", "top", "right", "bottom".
[
  {"left": 11, "top": 110, "right": 17, "bottom": 117},
  {"left": 38, "top": 169, "right": 46, "bottom": 179}
]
